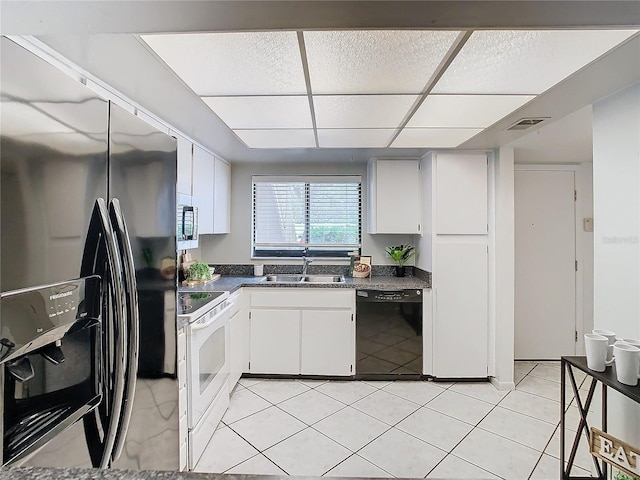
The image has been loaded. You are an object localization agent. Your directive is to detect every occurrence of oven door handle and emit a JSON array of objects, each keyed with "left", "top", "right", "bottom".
[
  {"left": 189, "top": 304, "right": 232, "bottom": 331},
  {"left": 108, "top": 198, "right": 139, "bottom": 463}
]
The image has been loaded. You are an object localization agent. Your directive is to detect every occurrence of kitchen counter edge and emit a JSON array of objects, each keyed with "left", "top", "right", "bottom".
[
  {"left": 179, "top": 275, "right": 430, "bottom": 294},
  {"left": 1, "top": 466, "right": 421, "bottom": 480}
]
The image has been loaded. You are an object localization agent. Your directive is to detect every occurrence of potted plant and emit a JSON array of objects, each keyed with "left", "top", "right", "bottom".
[
  {"left": 187, "top": 261, "right": 212, "bottom": 283},
  {"left": 385, "top": 244, "right": 416, "bottom": 277}
]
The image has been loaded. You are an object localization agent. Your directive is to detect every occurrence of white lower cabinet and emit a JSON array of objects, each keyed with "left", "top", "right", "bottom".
[
  {"left": 229, "top": 289, "right": 249, "bottom": 389},
  {"left": 250, "top": 309, "right": 300, "bottom": 374},
  {"left": 249, "top": 289, "right": 355, "bottom": 376},
  {"left": 301, "top": 310, "right": 354, "bottom": 376}
]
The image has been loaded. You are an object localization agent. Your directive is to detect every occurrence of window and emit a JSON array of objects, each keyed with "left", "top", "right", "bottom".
[{"left": 252, "top": 175, "right": 361, "bottom": 258}]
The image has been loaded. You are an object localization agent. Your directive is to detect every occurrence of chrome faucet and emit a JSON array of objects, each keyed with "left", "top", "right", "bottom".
[{"left": 302, "top": 256, "right": 312, "bottom": 276}]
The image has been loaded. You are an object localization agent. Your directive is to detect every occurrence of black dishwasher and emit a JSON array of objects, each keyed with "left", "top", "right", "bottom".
[{"left": 356, "top": 289, "right": 423, "bottom": 379}]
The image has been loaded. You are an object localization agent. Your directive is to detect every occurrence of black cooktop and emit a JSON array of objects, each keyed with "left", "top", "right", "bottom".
[{"left": 178, "top": 291, "right": 227, "bottom": 316}]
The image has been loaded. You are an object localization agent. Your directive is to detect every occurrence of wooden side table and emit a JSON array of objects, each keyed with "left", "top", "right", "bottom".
[{"left": 561, "top": 356, "right": 640, "bottom": 480}]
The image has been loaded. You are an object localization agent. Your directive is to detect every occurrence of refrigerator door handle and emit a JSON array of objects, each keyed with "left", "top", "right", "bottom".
[
  {"left": 108, "top": 198, "right": 139, "bottom": 462},
  {"left": 80, "top": 198, "right": 128, "bottom": 468}
]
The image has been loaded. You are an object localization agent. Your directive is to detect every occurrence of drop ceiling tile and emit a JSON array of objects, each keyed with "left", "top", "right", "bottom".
[
  {"left": 317, "top": 129, "right": 396, "bottom": 148},
  {"left": 432, "top": 30, "right": 638, "bottom": 95},
  {"left": 407, "top": 94, "right": 535, "bottom": 128},
  {"left": 313, "top": 95, "right": 418, "bottom": 129},
  {"left": 304, "top": 30, "right": 461, "bottom": 94},
  {"left": 234, "top": 129, "right": 316, "bottom": 149},
  {"left": 391, "top": 128, "right": 482, "bottom": 148},
  {"left": 203, "top": 96, "right": 312, "bottom": 129},
  {"left": 141, "top": 32, "right": 307, "bottom": 95}
]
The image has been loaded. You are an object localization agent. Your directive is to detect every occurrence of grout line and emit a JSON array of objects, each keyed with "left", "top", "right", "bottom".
[
  {"left": 527, "top": 451, "right": 547, "bottom": 480},
  {"left": 274, "top": 396, "right": 350, "bottom": 428}
]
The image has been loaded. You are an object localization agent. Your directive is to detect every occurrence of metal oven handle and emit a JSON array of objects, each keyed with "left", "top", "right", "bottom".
[{"left": 189, "top": 304, "right": 232, "bottom": 332}]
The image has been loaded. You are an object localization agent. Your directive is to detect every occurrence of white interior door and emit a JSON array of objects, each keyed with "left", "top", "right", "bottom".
[{"left": 515, "top": 169, "right": 576, "bottom": 359}]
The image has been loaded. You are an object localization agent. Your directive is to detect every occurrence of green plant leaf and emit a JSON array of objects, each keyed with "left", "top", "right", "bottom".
[
  {"left": 188, "top": 261, "right": 211, "bottom": 280},
  {"left": 385, "top": 244, "right": 416, "bottom": 267}
]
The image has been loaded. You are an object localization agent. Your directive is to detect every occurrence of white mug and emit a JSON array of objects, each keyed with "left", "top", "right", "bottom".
[
  {"left": 254, "top": 264, "right": 264, "bottom": 276},
  {"left": 584, "top": 334, "right": 612, "bottom": 372},
  {"left": 613, "top": 343, "right": 640, "bottom": 386},
  {"left": 614, "top": 338, "right": 640, "bottom": 377},
  {"left": 593, "top": 329, "right": 616, "bottom": 362},
  {"left": 592, "top": 329, "right": 616, "bottom": 345}
]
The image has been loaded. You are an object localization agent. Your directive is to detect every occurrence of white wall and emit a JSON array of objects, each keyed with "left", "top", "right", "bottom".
[
  {"left": 577, "top": 163, "right": 594, "bottom": 340},
  {"left": 198, "top": 161, "right": 415, "bottom": 266},
  {"left": 493, "top": 147, "right": 515, "bottom": 388},
  {"left": 592, "top": 81, "right": 640, "bottom": 448}
]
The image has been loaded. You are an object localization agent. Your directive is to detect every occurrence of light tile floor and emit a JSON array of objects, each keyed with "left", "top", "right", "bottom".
[{"left": 194, "top": 361, "right": 598, "bottom": 479}]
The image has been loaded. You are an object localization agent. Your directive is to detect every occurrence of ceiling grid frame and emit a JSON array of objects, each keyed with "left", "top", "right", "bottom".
[
  {"left": 296, "top": 30, "right": 320, "bottom": 148},
  {"left": 385, "top": 30, "right": 473, "bottom": 148},
  {"left": 139, "top": 27, "right": 640, "bottom": 150}
]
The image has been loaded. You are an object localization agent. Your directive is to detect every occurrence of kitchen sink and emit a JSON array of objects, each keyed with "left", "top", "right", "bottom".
[
  {"left": 303, "top": 275, "right": 345, "bottom": 283},
  {"left": 263, "top": 274, "right": 345, "bottom": 284},
  {"left": 264, "top": 274, "right": 305, "bottom": 283}
]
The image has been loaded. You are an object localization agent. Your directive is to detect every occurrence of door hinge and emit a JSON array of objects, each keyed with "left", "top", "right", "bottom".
[
  {"left": 574, "top": 190, "right": 577, "bottom": 201},
  {"left": 575, "top": 331, "right": 578, "bottom": 342},
  {"left": 350, "top": 364, "right": 353, "bottom": 373},
  {"left": 351, "top": 313, "right": 354, "bottom": 322},
  {"left": 418, "top": 223, "right": 421, "bottom": 232},
  {"left": 249, "top": 311, "right": 252, "bottom": 320},
  {"left": 575, "top": 260, "right": 578, "bottom": 271},
  {"left": 248, "top": 361, "right": 251, "bottom": 370}
]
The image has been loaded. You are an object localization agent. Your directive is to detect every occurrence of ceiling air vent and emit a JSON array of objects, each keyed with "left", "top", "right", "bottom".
[{"left": 507, "top": 117, "right": 549, "bottom": 131}]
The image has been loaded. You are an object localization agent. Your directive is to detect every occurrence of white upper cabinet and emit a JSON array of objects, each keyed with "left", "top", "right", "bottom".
[
  {"left": 435, "top": 153, "right": 487, "bottom": 234},
  {"left": 174, "top": 133, "right": 193, "bottom": 196},
  {"left": 368, "top": 158, "right": 421, "bottom": 234},
  {"left": 213, "top": 157, "right": 231, "bottom": 234},
  {"left": 192, "top": 145, "right": 215, "bottom": 234}
]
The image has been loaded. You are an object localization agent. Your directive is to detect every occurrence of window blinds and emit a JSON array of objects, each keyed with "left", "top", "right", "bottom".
[{"left": 252, "top": 175, "right": 361, "bottom": 257}]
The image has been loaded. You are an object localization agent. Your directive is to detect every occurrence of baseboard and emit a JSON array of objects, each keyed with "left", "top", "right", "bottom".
[{"left": 490, "top": 377, "right": 515, "bottom": 391}]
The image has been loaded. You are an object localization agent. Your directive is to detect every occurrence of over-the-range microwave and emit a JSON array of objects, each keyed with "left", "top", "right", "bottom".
[{"left": 177, "top": 193, "right": 198, "bottom": 250}]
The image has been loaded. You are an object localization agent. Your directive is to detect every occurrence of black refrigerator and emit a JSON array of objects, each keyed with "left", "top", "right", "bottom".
[{"left": 0, "top": 36, "right": 181, "bottom": 470}]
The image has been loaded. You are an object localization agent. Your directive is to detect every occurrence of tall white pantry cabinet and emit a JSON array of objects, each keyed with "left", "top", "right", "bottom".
[{"left": 422, "top": 153, "right": 489, "bottom": 378}]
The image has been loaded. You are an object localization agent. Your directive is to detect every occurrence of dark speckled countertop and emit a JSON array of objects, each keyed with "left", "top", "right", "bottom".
[
  {"left": 0, "top": 467, "right": 292, "bottom": 479},
  {"left": 179, "top": 275, "right": 429, "bottom": 295},
  {"left": 0, "top": 467, "right": 408, "bottom": 480}
]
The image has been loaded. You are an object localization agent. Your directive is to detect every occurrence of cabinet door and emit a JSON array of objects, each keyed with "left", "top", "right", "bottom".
[
  {"left": 229, "top": 310, "right": 242, "bottom": 390},
  {"left": 174, "top": 134, "right": 193, "bottom": 196},
  {"left": 301, "top": 310, "right": 354, "bottom": 376},
  {"left": 435, "top": 154, "right": 487, "bottom": 234},
  {"left": 433, "top": 243, "right": 488, "bottom": 378},
  {"left": 229, "top": 290, "right": 250, "bottom": 388},
  {"left": 192, "top": 145, "right": 215, "bottom": 234},
  {"left": 213, "top": 158, "right": 230, "bottom": 234},
  {"left": 250, "top": 309, "right": 300, "bottom": 374},
  {"left": 370, "top": 159, "right": 421, "bottom": 234}
]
